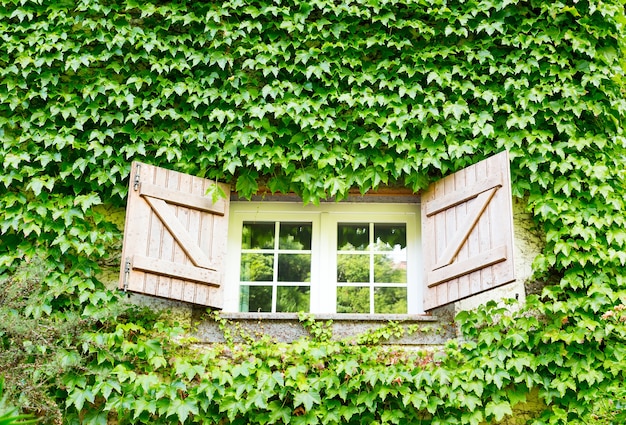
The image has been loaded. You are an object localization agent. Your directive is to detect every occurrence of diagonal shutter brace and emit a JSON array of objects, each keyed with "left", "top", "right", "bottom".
[{"left": 133, "top": 163, "right": 141, "bottom": 191}]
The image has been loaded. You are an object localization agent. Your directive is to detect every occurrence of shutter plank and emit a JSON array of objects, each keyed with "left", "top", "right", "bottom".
[
  {"left": 442, "top": 172, "right": 458, "bottom": 307},
  {"left": 425, "top": 173, "right": 502, "bottom": 216},
  {"left": 455, "top": 161, "right": 472, "bottom": 301},
  {"left": 168, "top": 168, "right": 188, "bottom": 301},
  {"left": 468, "top": 159, "right": 487, "bottom": 296},
  {"left": 132, "top": 255, "right": 221, "bottom": 286},
  {"left": 183, "top": 172, "right": 210, "bottom": 304},
  {"left": 427, "top": 246, "right": 508, "bottom": 287},
  {"left": 478, "top": 156, "right": 496, "bottom": 291},
  {"left": 140, "top": 182, "right": 226, "bottom": 215}
]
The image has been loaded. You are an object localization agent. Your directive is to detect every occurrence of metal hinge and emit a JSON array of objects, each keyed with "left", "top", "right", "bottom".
[
  {"left": 133, "top": 163, "right": 141, "bottom": 191},
  {"left": 122, "top": 257, "right": 131, "bottom": 292}
]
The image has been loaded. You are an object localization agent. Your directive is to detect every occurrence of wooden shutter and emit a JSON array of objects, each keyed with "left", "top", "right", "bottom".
[
  {"left": 118, "top": 162, "right": 230, "bottom": 308},
  {"left": 422, "top": 151, "right": 515, "bottom": 311}
]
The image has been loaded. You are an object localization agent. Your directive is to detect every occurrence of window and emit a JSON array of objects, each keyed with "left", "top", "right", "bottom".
[
  {"left": 119, "top": 151, "right": 515, "bottom": 313},
  {"left": 223, "top": 203, "right": 421, "bottom": 313}
]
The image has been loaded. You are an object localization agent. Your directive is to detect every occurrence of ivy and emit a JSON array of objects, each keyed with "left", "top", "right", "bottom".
[{"left": 1, "top": 0, "right": 626, "bottom": 423}]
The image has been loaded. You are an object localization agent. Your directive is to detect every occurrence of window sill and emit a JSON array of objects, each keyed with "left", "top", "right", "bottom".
[{"left": 192, "top": 311, "right": 456, "bottom": 346}]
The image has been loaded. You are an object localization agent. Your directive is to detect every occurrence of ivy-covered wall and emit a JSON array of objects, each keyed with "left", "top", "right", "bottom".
[{"left": 1, "top": 0, "right": 626, "bottom": 423}]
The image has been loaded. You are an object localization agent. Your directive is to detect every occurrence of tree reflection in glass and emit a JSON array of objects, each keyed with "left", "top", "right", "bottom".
[
  {"left": 374, "top": 287, "right": 407, "bottom": 314},
  {"left": 373, "top": 254, "right": 406, "bottom": 283},
  {"left": 278, "top": 254, "right": 311, "bottom": 282},
  {"left": 277, "top": 286, "right": 310, "bottom": 312},
  {"left": 240, "top": 253, "right": 273, "bottom": 281},
  {"left": 338, "top": 223, "right": 369, "bottom": 251},
  {"left": 239, "top": 285, "right": 272, "bottom": 312},
  {"left": 242, "top": 222, "right": 274, "bottom": 249},
  {"left": 374, "top": 223, "right": 406, "bottom": 251},
  {"left": 279, "top": 223, "right": 312, "bottom": 250},
  {"left": 337, "top": 254, "right": 369, "bottom": 283},
  {"left": 336, "top": 286, "right": 369, "bottom": 313}
]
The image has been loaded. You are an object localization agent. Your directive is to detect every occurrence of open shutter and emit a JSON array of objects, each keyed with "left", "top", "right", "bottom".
[
  {"left": 119, "top": 162, "right": 230, "bottom": 308},
  {"left": 422, "top": 151, "right": 515, "bottom": 311}
]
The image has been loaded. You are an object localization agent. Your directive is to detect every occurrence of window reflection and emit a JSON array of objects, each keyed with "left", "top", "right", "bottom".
[
  {"left": 336, "top": 286, "right": 369, "bottom": 313},
  {"left": 337, "top": 254, "right": 369, "bottom": 283},
  {"left": 374, "top": 287, "right": 407, "bottom": 314},
  {"left": 278, "top": 254, "right": 311, "bottom": 282},
  {"left": 338, "top": 223, "right": 369, "bottom": 251},
  {"left": 373, "top": 254, "right": 407, "bottom": 283},
  {"left": 279, "top": 223, "right": 312, "bottom": 250},
  {"left": 240, "top": 253, "right": 273, "bottom": 281},
  {"left": 374, "top": 223, "right": 406, "bottom": 251},
  {"left": 242, "top": 222, "right": 274, "bottom": 249},
  {"left": 277, "top": 286, "right": 310, "bottom": 312},
  {"left": 240, "top": 285, "right": 272, "bottom": 312}
]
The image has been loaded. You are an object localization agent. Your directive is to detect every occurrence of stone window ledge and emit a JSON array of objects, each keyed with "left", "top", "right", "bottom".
[{"left": 192, "top": 312, "right": 455, "bottom": 346}]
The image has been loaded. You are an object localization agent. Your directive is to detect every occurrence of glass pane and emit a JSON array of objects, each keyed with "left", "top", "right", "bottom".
[
  {"left": 336, "top": 286, "right": 370, "bottom": 313},
  {"left": 242, "top": 222, "right": 275, "bottom": 249},
  {"left": 337, "top": 223, "right": 369, "bottom": 251},
  {"left": 277, "top": 254, "right": 311, "bottom": 282},
  {"left": 337, "top": 254, "right": 370, "bottom": 283},
  {"left": 277, "top": 286, "right": 310, "bottom": 312},
  {"left": 374, "top": 254, "right": 407, "bottom": 283},
  {"left": 374, "top": 224, "right": 406, "bottom": 251},
  {"left": 374, "top": 287, "right": 407, "bottom": 314},
  {"left": 279, "top": 223, "right": 312, "bottom": 250},
  {"left": 240, "top": 285, "right": 272, "bottom": 312},
  {"left": 240, "top": 253, "right": 274, "bottom": 281}
]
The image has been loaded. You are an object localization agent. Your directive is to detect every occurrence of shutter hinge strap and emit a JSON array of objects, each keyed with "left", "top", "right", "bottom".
[
  {"left": 133, "top": 163, "right": 141, "bottom": 191},
  {"left": 123, "top": 257, "right": 131, "bottom": 291}
]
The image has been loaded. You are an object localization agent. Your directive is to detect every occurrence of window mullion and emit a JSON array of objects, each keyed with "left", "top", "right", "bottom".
[
  {"left": 314, "top": 212, "right": 333, "bottom": 313},
  {"left": 369, "top": 222, "right": 375, "bottom": 314},
  {"left": 270, "top": 221, "right": 280, "bottom": 313}
]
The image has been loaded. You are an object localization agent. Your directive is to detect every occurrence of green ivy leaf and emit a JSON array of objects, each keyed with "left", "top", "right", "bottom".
[
  {"left": 293, "top": 389, "right": 321, "bottom": 412},
  {"left": 485, "top": 400, "right": 513, "bottom": 422}
]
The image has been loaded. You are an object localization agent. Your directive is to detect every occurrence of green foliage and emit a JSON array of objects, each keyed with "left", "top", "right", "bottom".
[
  {"left": 0, "top": 377, "right": 38, "bottom": 425},
  {"left": 0, "top": 258, "right": 120, "bottom": 423},
  {"left": 0, "top": 0, "right": 626, "bottom": 423}
]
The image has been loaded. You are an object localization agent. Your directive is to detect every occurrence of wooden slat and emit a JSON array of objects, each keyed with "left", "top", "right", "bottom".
[
  {"left": 427, "top": 245, "right": 508, "bottom": 288},
  {"left": 425, "top": 173, "right": 502, "bottom": 216},
  {"left": 168, "top": 166, "right": 190, "bottom": 302},
  {"left": 432, "top": 187, "right": 498, "bottom": 269},
  {"left": 132, "top": 255, "right": 221, "bottom": 287},
  {"left": 441, "top": 169, "right": 457, "bottom": 307},
  {"left": 140, "top": 182, "right": 226, "bottom": 215},
  {"left": 469, "top": 158, "right": 487, "bottom": 296},
  {"left": 454, "top": 160, "right": 472, "bottom": 301},
  {"left": 143, "top": 196, "right": 216, "bottom": 270}
]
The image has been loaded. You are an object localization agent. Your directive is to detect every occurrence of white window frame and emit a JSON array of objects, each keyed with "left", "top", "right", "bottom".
[{"left": 223, "top": 202, "right": 423, "bottom": 314}]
